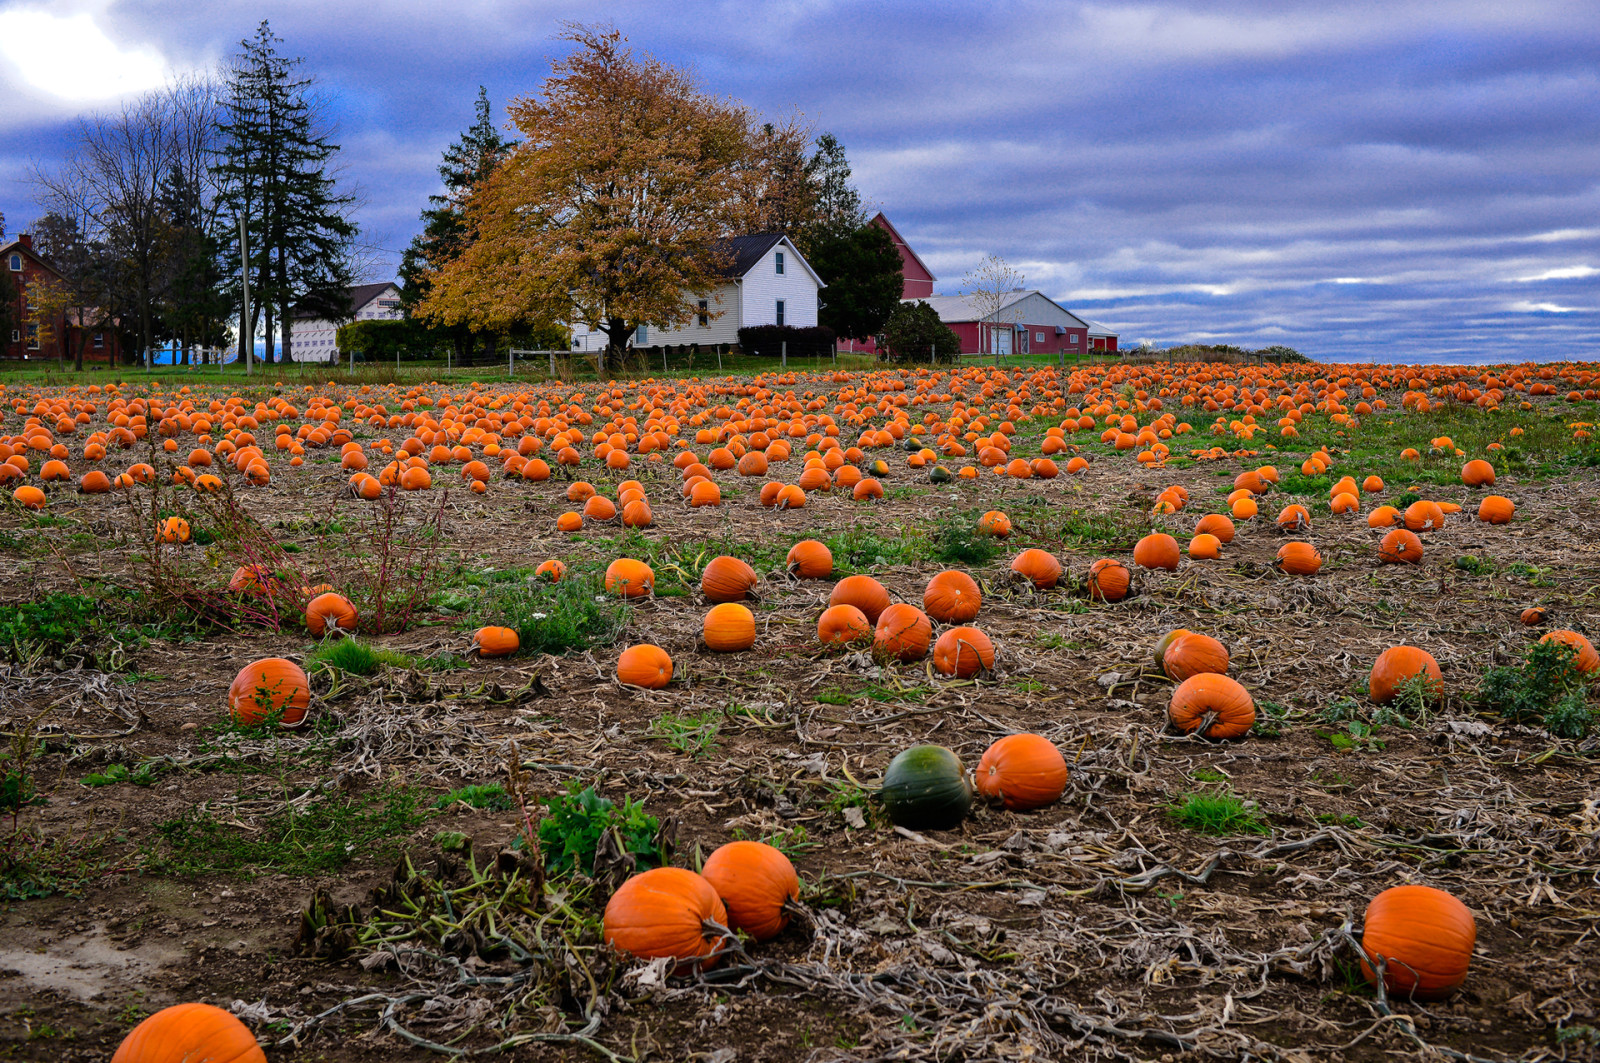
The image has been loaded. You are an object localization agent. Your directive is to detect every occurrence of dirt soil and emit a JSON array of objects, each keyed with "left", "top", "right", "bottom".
[{"left": 2, "top": 370, "right": 1599, "bottom": 1062}]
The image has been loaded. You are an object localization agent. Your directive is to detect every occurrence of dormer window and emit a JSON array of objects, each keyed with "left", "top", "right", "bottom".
[
  {"left": 775, "top": 251, "right": 784, "bottom": 275},
  {"left": 7, "top": 254, "right": 19, "bottom": 271}
]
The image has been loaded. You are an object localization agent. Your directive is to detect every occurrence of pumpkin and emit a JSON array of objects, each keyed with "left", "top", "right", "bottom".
[
  {"left": 536, "top": 559, "right": 567, "bottom": 582},
  {"left": 1367, "top": 505, "right": 1402, "bottom": 528},
  {"left": 556, "top": 511, "right": 584, "bottom": 532},
  {"left": 111, "top": 1002, "right": 265, "bottom": 1063},
  {"left": 1154, "top": 628, "right": 1192, "bottom": 670},
  {"left": 1403, "top": 500, "right": 1444, "bottom": 532},
  {"left": 1162, "top": 632, "right": 1229, "bottom": 682},
  {"left": 700, "top": 841, "right": 799, "bottom": 941},
  {"left": 874, "top": 603, "right": 932, "bottom": 662},
  {"left": 1188, "top": 533, "right": 1222, "bottom": 559},
  {"left": 830, "top": 574, "right": 892, "bottom": 623},
  {"left": 602, "top": 867, "right": 728, "bottom": 972},
  {"left": 1360, "top": 884, "right": 1476, "bottom": 1000},
  {"left": 929, "top": 465, "right": 953, "bottom": 483},
  {"left": 1087, "top": 558, "right": 1130, "bottom": 602},
  {"left": 1133, "top": 532, "right": 1180, "bottom": 571},
  {"left": 932, "top": 625, "right": 995, "bottom": 677},
  {"left": 703, "top": 603, "right": 756, "bottom": 652},
  {"left": 305, "top": 592, "right": 358, "bottom": 637},
  {"left": 1275, "top": 504, "right": 1311, "bottom": 531},
  {"left": 977, "top": 510, "right": 1012, "bottom": 537},
  {"left": 1168, "top": 673, "right": 1255, "bottom": 739},
  {"left": 11, "top": 485, "right": 46, "bottom": 510},
  {"left": 817, "top": 604, "right": 872, "bottom": 646},
  {"left": 701, "top": 555, "right": 758, "bottom": 602},
  {"left": 1519, "top": 606, "right": 1547, "bottom": 626},
  {"left": 1010, "top": 548, "right": 1062, "bottom": 589},
  {"left": 880, "top": 744, "right": 972, "bottom": 830},
  {"left": 605, "top": 558, "right": 655, "bottom": 598},
  {"left": 786, "top": 539, "right": 833, "bottom": 579},
  {"left": 1274, "top": 541, "right": 1323, "bottom": 575},
  {"left": 1194, "top": 513, "right": 1235, "bottom": 543},
  {"left": 1369, "top": 646, "right": 1441, "bottom": 703},
  {"left": 617, "top": 644, "right": 673, "bottom": 688},
  {"left": 472, "top": 625, "right": 520, "bottom": 657},
  {"left": 1477, "top": 495, "right": 1514, "bottom": 524},
  {"left": 689, "top": 480, "right": 723, "bottom": 507},
  {"left": 1378, "top": 528, "right": 1424, "bottom": 565},
  {"left": 1461, "top": 459, "right": 1495, "bottom": 487},
  {"left": 79, "top": 470, "right": 112, "bottom": 494},
  {"left": 924, "top": 570, "right": 982, "bottom": 622},
  {"left": 228, "top": 658, "right": 310, "bottom": 727},
  {"left": 1541, "top": 629, "right": 1600, "bottom": 674},
  {"left": 156, "top": 516, "right": 191, "bottom": 544},
  {"left": 975, "top": 734, "right": 1067, "bottom": 811},
  {"left": 583, "top": 495, "right": 617, "bottom": 521}
]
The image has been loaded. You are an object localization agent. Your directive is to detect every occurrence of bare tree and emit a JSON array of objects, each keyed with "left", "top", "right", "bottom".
[{"left": 960, "top": 254, "right": 1025, "bottom": 362}]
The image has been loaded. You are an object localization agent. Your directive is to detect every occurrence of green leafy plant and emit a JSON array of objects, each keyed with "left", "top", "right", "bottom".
[
  {"left": 731, "top": 824, "right": 817, "bottom": 856},
  {"left": 650, "top": 710, "right": 720, "bottom": 757},
  {"left": 1478, "top": 639, "right": 1594, "bottom": 737},
  {"left": 930, "top": 516, "right": 1001, "bottom": 566},
  {"left": 1452, "top": 555, "right": 1495, "bottom": 577},
  {"left": 0, "top": 593, "right": 105, "bottom": 663},
  {"left": 826, "top": 525, "right": 926, "bottom": 573},
  {"left": 479, "top": 572, "right": 627, "bottom": 656},
  {"left": 81, "top": 762, "right": 165, "bottom": 788},
  {"left": 537, "top": 782, "right": 662, "bottom": 876},
  {"left": 434, "top": 783, "right": 514, "bottom": 812},
  {"left": 1167, "top": 791, "right": 1270, "bottom": 836}
]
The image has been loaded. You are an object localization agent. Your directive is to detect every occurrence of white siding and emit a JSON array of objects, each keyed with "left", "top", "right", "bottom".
[
  {"left": 299, "top": 284, "right": 402, "bottom": 363},
  {"left": 739, "top": 243, "right": 818, "bottom": 328},
  {"left": 645, "top": 282, "right": 743, "bottom": 346}
]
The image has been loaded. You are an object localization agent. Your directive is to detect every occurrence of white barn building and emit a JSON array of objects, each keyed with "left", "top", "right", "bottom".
[
  {"left": 293, "top": 282, "right": 403, "bottom": 363},
  {"left": 569, "top": 234, "right": 822, "bottom": 352}
]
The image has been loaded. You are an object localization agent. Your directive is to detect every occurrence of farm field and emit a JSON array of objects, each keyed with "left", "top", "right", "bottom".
[{"left": 1, "top": 359, "right": 1599, "bottom": 1062}]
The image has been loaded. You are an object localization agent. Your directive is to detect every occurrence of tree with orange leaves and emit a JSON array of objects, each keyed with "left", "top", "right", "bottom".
[{"left": 418, "top": 24, "right": 780, "bottom": 372}]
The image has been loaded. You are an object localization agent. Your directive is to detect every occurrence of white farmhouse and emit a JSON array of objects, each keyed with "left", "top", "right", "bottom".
[
  {"left": 569, "top": 235, "right": 822, "bottom": 352},
  {"left": 293, "top": 282, "right": 403, "bottom": 363}
]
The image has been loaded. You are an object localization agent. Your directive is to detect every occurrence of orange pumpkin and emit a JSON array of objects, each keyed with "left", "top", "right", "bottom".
[
  {"left": 1403, "top": 499, "right": 1444, "bottom": 532},
  {"left": 1188, "top": 533, "right": 1222, "bottom": 560},
  {"left": 1194, "top": 513, "right": 1235, "bottom": 543},
  {"left": 1162, "top": 632, "right": 1229, "bottom": 682},
  {"left": 1541, "top": 629, "right": 1600, "bottom": 674},
  {"left": 932, "top": 625, "right": 995, "bottom": 678},
  {"left": 583, "top": 495, "right": 617, "bottom": 521},
  {"left": 703, "top": 602, "right": 756, "bottom": 652},
  {"left": 1087, "top": 558, "right": 1130, "bottom": 602},
  {"left": 79, "top": 470, "right": 112, "bottom": 494},
  {"left": 605, "top": 558, "right": 655, "bottom": 598},
  {"left": 700, "top": 841, "right": 799, "bottom": 942},
  {"left": 923, "top": 570, "right": 981, "bottom": 622},
  {"left": 1275, "top": 504, "right": 1310, "bottom": 531},
  {"left": 602, "top": 867, "right": 728, "bottom": 972},
  {"left": 977, "top": 510, "right": 1012, "bottom": 537},
  {"left": 829, "top": 574, "right": 891, "bottom": 623},
  {"left": 1367, "top": 505, "right": 1402, "bottom": 528},
  {"left": 1360, "top": 884, "right": 1476, "bottom": 1000},
  {"left": 11, "top": 485, "right": 46, "bottom": 510},
  {"left": 228, "top": 658, "right": 310, "bottom": 727},
  {"left": 1461, "top": 459, "right": 1495, "bottom": 487},
  {"left": 1369, "top": 646, "right": 1441, "bottom": 703},
  {"left": 874, "top": 603, "right": 932, "bottom": 662},
  {"left": 1132, "top": 532, "right": 1180, "bottom": 571},
  {"left": 1519, "top": 606, "right": 1547, "bottom": 626},
  {"left": 1009, "top": 548, "right": 1062, "bottom": 589},
  {"left": 785, "top": 539, "right": 833, "bottom": 579},
  {"left": 472, "top": 625, "right": 520, "bottom": 657},
  {"left": 1168, "top": 673, "right": 1254, "bottom": 739},
  {"left": 305, "top": 592, "right": 358, "bottom": 637},
  {"left": 817, "top": 604, "right": 872, "bottom": 646},
  {"left": 701, "top": 555, "right": 758, "bottom": 602},
  {"left": 1378, "top": 527, "right": 1424, "bottom": 565},
  {"left": 1274, "top": 541, "right": 1323, "bottom": 575},
  {"left": 975, "top": 733, "right": 1067, "bottom": 811},
  {"left": 1476, "top": 495, "right": 1514, "bottom": 524},
  {"left": 617, "top": 644, "right": 673, "bottom": 688},
  {"left": 536, "top": 559, "right": 567, "bottom": 582},
  {"left": 111, "top": 1002, "right": 266, "bottom": 1063}
]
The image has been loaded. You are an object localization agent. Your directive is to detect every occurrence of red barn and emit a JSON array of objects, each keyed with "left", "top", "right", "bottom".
[
  {"left": 921, "top": 290, "right": 1096, "bottom": 357},
  {"left": 870, "top": 212, "right": 936, "bottom": 299},
  {"left": 1, "top": 234, "right": 121, "bottom": 364}
]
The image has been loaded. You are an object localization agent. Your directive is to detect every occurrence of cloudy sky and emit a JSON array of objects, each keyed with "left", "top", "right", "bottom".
[{"left": 2, "top": 0, "right": 1596, "bottom": 362}]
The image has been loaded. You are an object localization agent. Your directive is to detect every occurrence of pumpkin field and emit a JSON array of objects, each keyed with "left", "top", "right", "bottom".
[{"left": 2, "top": 358, "right": 1600, "bottom": 1062}]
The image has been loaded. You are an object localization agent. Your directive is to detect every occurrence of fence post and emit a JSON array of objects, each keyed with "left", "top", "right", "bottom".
[
  {"left": 663, "top": 346, "right": 668, "bottom": 375},
  {"left": 509, "top": 344, "right": 514, "bottom": 378},
  {"left": 781, "top": 341, "right": 786, "bottom": 370},
  {"left": 717, "top": 344, "right": 723, "bottom": 371}
]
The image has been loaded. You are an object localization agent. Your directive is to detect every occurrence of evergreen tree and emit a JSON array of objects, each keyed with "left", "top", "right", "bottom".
[
  {"left": 811, "top": 222, "right": 903, "bottom": 343},
  {"left": 803, "top": 133, "right": 865, "bottom": 250},
  {"left": 214, "top": 21, "right": 357, "bottom": 364},
  {"left": 399, "top": 86, "right": 517, "bottom": 366},
  {"left": 157, "top": 165, "right": 231, "bottom": 363}
]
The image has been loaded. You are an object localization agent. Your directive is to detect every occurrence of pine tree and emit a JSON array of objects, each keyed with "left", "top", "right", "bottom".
[
  {"left": 158, "top": 165, "right": 231, "bottom": 364},
  {"left": 399, "top": 87, "right": 516, "bottom": 366},
  {"left": 214, "top": 21, "right": 356, "bottom": 365}
]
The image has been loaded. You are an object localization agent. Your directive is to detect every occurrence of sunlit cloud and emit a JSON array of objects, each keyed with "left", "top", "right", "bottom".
[
  {"left": 1512, "top": 265, "right": 1597, "bottom": 282},
  {"left": 1510, "top": 301, "right": 1581, "bottom": 313},
  {"left": 0, "top": 7, "right": 170, "bottom": 101}
]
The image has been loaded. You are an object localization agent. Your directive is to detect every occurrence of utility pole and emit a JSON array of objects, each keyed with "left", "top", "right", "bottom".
[{"left": 238, "top": 215, "right": 252, "bottom": 376}]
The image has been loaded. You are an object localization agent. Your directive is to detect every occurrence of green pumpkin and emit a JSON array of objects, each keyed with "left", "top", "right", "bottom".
[
  {"left": 870, "top": 458, "right": 891, "bottom": 476},
  {"left": 880, "top": 744, "right": 971, "bottom": 831},
  {"left": 929, "top": 465, "right": 953, "bottom": 483},
  {"left": 903, "top": 436, "right": 924, "bottom": 453}
]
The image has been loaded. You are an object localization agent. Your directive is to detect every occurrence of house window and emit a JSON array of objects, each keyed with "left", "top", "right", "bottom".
[
  {"left": 775, "top": 300, "right": 785, "bottom": 327},
  {"left": 775, "top": 251, "right": 784, "bottom": 275},
  {"left": 1036, "top": 332, "right": 1045, "bottom": 343},
  {"left": 1070, "top": 332, "right": 1079, "bottom": 343},
  {"left": 698, "top": 299, "right": 708, "bottom": 327},
  {"left": 25, "top": 324, "right": 39, "bottom": 349},
  {"left": 7, "top": 254, "right": 19, "bottom": 271},
  {"left": 8, "top": 330, "right": 17, "bottom": 343},
  {"left": 93, "top": 332, "right": 104, "bottom": 349},
  {"left": 636, "top": 324, "right": 648, "bottom": 343}
]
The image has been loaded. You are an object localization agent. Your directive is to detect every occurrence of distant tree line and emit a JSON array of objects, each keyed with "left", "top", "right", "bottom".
[{"left": 29, "top": 20, "right": 363, "bottom": 367}]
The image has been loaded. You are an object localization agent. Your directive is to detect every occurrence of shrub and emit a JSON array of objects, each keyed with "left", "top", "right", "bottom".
[
  {"left": 480, "top": 572, "right": 628, "bottom": 656},
  {"left": 736, "top": 324, "right": 836, "bottom": 359},
  {"left": 537, "top": 782, "right": 662, "bottom": 876},
  {"left": 1478, "top": 639, "right": 1594, "bottom": 737}
]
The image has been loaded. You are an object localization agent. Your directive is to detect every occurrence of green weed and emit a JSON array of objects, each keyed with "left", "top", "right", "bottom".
[
  {"left": 1167, "top": 791, "right": 1270, "bottom": 836},
  {"left": 537, "top": 782, "right": 662, "bottom": 876},
  {"left": 930, "top": 516, "right": 1001, "bottom": 566},
  {"left": 479, "top": 572, "right": 628, "bottom": 656},
  {"left": 651, "top": 710, "right": 720, "bottom": 757},
  {"left": 434, "top": 783, "right": 514, "bottom": 812},
  {"left": 1478, "top": 638, "right": 1595, "bottom": 737}
]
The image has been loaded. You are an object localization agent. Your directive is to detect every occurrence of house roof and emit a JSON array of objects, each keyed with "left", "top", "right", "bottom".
[
  {"left": 716, "top": 234, "right": 824, "bottom": 287},
  {"left": 293, "top": 281, "right": 400, "bottom": 320},
  {"left": 869, "top": 213, "right": 937, "bottom": 284},
  {"left": 915, "top": 290, "right": 1091, "bottom": 329},
  {"left": 0, "top": 238, "right": 65, "bottom": 280},
  {"left": 1082, "top": 318, "right": 1118, "bottom": 336}
]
